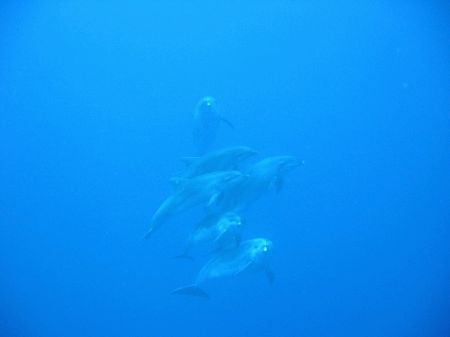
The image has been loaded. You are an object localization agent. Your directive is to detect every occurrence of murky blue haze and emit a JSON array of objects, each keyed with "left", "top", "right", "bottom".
[{"left": 0, "top": 1, "right": 449, "bottom": 336}]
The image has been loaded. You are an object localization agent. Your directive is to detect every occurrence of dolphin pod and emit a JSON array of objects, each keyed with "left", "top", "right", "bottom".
[{"left": 145, "top": 97, "right": 302, "bottom": 298}]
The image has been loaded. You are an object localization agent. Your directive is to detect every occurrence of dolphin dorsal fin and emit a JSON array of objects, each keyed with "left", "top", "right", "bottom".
[{"left": 180, "top": 156, "right": 199, "bottom": 166}]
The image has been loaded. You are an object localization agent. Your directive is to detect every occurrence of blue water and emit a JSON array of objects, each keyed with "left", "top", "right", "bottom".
[{"left": 1, "top": 1, "right": 449, "bottom": 336}]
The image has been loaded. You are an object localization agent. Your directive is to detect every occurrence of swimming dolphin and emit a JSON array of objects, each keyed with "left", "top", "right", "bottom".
[
  {"left": 176, "top": 212, "right": 243, "bottom": 259},
  {"left": 193, "top": 96, "right": 233, "bottom": 154},
  {"left": 172, "top": 238, "right": 274, "bottom": 299},
  {"left": 171, "top": 146, "right": 257, "bottom": 186},
  {"left": 144, "top": 171, "right": 244, "bottom": 239},
  {"left": 212, "top": 156, "right": 303, "bottom": 213}
]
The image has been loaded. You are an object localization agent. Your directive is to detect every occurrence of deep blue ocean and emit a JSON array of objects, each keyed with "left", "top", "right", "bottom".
[{"left": 1, "top": 1, "right": 449, "bottom": 336}]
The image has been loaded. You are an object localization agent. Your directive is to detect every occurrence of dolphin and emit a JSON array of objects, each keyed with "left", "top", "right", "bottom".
[
  {"left": 144, "top": 171, "right": 244, "bottom": 239},
  {"left": 176, "top": 212, "right": 243, "bottom": 259},
  {"left": 193, "top": 96, "right": 233, "bottom": 154},
  {"left": 171, "top": 146, "right": 257, "bottom": 186},
  {"left": 212, "top": 155, "right": 303, "bottom": 213},
  {"left": 172, "top": 238, "right": 274, "bottom": 299}
]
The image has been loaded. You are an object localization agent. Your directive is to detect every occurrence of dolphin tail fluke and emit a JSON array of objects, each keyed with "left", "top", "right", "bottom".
[{"left": 171, "top": 285, "right": 209, "bottom": 299}]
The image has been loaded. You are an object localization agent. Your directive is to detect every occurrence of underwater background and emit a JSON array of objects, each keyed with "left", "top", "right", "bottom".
[{"left": 1, "top": 1, "right": 449, "bottom": 336}]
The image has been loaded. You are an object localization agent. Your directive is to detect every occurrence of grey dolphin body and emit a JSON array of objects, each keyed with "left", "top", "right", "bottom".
[
  {"left": 214, "top": 155, "right": 303, "bottom": 213},
  {"left": 172, "top": 238, "right": 273, "bottom": 299},
  {"left": 245, "top": 155, "right": 302, "bottom": 193},
  {"left": 177, "top": 212, "right": 243, "bottom": 258},
  {"left": 172, "top": 146, "right": 257, "bottom": 186},
  {"left": 144, "top": 171, "right": 244, "bottom": 238},
  {"left": 193, "top": 96, "right": 233, "bottom": 154}
]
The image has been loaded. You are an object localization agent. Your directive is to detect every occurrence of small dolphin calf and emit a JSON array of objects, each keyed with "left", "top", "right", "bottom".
[
  {"left": 172, "top": 146, "right": 257, "bottom": 186},
  {"left": 193, "top": 96, "right": 233, "bottom": 154},
  {"left": 172, "top": 238, "right": 274, "bottom": 299},
  {"left": 177, "top": 212, "right": 243, "bottom": 258},
  {"left": 144, "top": 171, "right": 244, "bottom": 238},
  {"left": 191, "top": 212, "right": 243, "bottom": 249}
]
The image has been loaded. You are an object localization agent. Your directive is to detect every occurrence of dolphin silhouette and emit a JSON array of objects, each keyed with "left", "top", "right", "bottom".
[
  {"left": 193, "top": 96, "right": 233, "bottom": 154},
  {"left": 144, "top": 171, "right": 244, "bottom": 239},
  {"left": 172, "top": 238, "right": 274, "bottom": 299}
]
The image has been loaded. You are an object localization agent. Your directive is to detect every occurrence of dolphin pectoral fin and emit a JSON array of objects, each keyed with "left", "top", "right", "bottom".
[
  {"left": 180, "top": 156, "right": 199, "bottom": 166},
  {"left": 171, "top": 285, "right": 209, "bottom": 299},
  {"left": 207, "top": 193, "right": 218, "bottom": 208},
  {"left": 264, "top": 267, "right": 275, "bottom": 285},
  {"left": 273, "top": 176, "right": 284, "bottom": 193},
  {"left": 207, "top": 192, "right": 223, "bottom": 211},
  {"left": 220, "top": 116, "right": 234, "bottom": 129}
]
